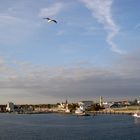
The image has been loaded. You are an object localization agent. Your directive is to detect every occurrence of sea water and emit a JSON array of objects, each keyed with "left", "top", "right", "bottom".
[{"left": 0, "top": 113, "right": 140, "bottom": 140}]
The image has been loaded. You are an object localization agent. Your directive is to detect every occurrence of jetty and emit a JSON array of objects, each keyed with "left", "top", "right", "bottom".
[{"left": 90, "top": 110, "right": 133, "bottom": 115}]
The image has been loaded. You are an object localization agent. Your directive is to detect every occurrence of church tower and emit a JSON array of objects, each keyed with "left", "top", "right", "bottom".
[{"left": 100, "top": 96, "right": 103, "bottom": 107}]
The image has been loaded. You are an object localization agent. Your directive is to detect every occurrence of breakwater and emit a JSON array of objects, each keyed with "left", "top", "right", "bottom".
[{"left": 90, "top": 111, "right": 133, "bottom": 115}]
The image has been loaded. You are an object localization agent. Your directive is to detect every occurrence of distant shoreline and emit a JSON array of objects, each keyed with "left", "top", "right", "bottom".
[{"left": 0, "top": 110, "right": 135, "bottom": 116}]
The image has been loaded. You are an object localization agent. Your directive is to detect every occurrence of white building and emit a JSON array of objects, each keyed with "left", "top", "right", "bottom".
[
  {"left": 6, "top": 102, "right": 15, "bottom": 112},
  {"left": 78, "top": 101, "right": 93, "bottom": 110},
  {"left": 58, "top": 100, "right": 70, "bottom": 113}
]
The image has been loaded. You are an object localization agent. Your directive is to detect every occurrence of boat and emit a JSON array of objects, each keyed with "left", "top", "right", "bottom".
[
  {"left": 75, "top": 105, "right": 90, "bottom": 116},
  {"left": 133, "top": 112, "right": 140, "bottom": 118}
]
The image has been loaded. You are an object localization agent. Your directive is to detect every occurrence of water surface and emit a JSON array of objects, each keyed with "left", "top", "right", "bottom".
[{"left": 0, "top": 113, "right": 140, "bottom": 140}]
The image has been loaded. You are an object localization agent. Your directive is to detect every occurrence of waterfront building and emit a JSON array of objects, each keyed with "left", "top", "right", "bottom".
[
  {"left": 78, "top": 101, "right": 93, "bottom": 110},
  {"left": 65, "top": 104, "right": 70, "bottom": 113},
  {"left": 6, "top": 102, "right": 15, "bottom": 112},
  {"left": 57, "top": 100, "right": 70, "bottom": 112}
]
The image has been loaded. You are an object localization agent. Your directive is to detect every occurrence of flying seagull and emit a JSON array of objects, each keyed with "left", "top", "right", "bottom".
[{"left": 43, "top": 17, "right": 57, "bottom": 24}]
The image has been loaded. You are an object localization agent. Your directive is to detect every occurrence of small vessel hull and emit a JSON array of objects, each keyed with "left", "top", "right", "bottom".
[
  {"left": 75, "top": 112, "right": 90, "bottom": 116},
  {"left": 133, "top": 113, "right": 140, "bottom": 118}
]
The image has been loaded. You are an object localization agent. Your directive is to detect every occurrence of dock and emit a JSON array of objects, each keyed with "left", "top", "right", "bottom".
[{"left": 90, "top": 111, "right": 133, "bottom": 115}]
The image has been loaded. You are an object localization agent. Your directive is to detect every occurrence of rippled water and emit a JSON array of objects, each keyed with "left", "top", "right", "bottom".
[{"left": 0, "top": 113, "right": 140, "bottom": 140}]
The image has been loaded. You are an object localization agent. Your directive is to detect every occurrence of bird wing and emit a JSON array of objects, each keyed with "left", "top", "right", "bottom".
[
  {"left": 43, "top": 17, "right": 50, "bottom": 20},
  {"left": 52, "top": 20, "right": 57, "bottom": 23},
  {"left": 43, "top": 18, "right": 57, "bottom": 23}
]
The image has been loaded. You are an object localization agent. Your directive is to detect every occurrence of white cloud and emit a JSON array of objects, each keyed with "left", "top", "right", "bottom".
[
  {"left": 0, "top": 57, "right": 5, "bottom": 65},
  {"left": 80, "top": 0, "right": 124, "bottom": 54},
  {"left": 39, "top": 2, "right": 64, "bottom": 18}
]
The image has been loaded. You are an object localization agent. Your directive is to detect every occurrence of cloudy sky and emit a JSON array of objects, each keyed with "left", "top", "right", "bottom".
[{"left": 0, "top": 0, "right": 140, "bottom": 104}]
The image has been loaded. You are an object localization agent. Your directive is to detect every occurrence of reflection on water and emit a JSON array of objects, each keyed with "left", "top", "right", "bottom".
[{"left": 134, "top": 117, "right": 140, "bottom": 124}]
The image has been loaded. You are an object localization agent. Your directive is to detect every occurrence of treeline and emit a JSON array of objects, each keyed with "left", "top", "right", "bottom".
[{"left": 0, "top": 103, "right": 105, "bottom": 113}]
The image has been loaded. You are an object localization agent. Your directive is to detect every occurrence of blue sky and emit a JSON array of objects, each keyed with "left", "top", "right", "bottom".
[{"left": 0, "top": 0, "right": 140, "bottom": 104}]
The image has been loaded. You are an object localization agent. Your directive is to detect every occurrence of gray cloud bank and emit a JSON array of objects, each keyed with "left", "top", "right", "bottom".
[{"left": 0, "top": 50, "right": 140, "bottom": 103}]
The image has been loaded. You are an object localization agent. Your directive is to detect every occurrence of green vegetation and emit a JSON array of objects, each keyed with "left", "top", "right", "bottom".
[{"left": 86, "top": 104, "right": 105, "bottom": 111}]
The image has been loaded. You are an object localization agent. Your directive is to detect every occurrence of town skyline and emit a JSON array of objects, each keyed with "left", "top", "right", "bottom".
[{"left": 0, "top": 0, "right": 140, "bottom": 104}]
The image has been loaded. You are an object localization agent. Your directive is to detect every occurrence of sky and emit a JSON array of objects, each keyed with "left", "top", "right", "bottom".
[{"left": 0, "top": 0, "right": 140, "bottom": 104}]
